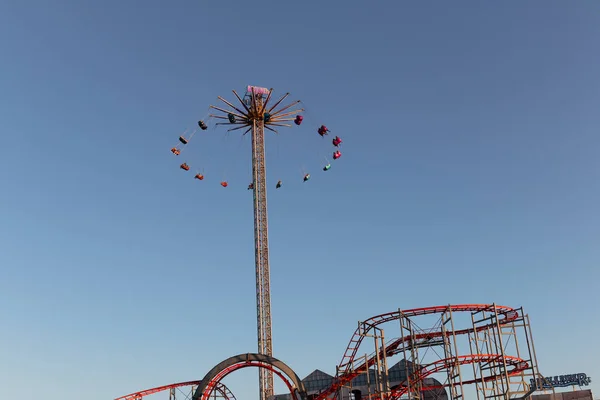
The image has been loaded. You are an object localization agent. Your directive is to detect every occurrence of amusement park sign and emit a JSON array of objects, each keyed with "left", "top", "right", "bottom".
[{"left": 531, "top": 373, "right": 592, "bottom": 390}]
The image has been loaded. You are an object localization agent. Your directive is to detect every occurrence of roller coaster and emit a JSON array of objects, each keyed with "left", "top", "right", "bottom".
[{"left": 116, "top": 303, "right": 546, "bottom": 400}]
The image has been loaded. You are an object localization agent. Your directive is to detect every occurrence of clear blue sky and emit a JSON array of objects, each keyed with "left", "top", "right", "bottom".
[{"left": 1, "top": 1, "right": 599, "bottom": 399}]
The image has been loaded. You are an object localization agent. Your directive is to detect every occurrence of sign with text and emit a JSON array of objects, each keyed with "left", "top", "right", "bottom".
[{"left": 531, "top": 373, "right": 592, "bottom": 390}]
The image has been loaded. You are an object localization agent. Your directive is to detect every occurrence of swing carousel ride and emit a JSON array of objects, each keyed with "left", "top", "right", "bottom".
[
  {"left": 170, "top": 86, "right": 343, "bottom": 188},
  {"left": 169, "top": 86, "right": 345, "bottom": 400}
]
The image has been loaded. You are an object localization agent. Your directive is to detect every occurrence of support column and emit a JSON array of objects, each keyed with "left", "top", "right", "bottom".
[{"left": 251, "top": 93, "right": 274, "bottom": 400}]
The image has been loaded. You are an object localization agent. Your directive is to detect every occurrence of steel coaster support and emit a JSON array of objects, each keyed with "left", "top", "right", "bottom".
[
  {"left": 353, "top": 322, "right": 388, "bottom": 400},
  {"left": 339, "top": 352, "right": 369, "bottom": 400},
  {"left": 362, "top": 325, "right": 389, "bottom": 400},
  {"left": 361, "top": 354, "right": 373, "bottom": 400},
  {"left": 522, "top": 312, "right": 553, "bottom": 397},
  {"left": 408, "top": 320, "right": 422, "bottom": 399},
  {"left": 467, "top": 329, "right": 483, "bottom": 400},
  {"left": 471, "top": 304, "right": 511, "bottom": 399},
  {"left": 499, "top": 307, "right": 531, "bottom": 398},
  {"left": 397, "top": 310, "right": 421, "bottom": 400},
  {"left": 482, "top": 308, "right": 504, "bottom": 399},
  {"left": 378, "top": 331, "right": 390, "bottom": 400},
  {"left": 501, "top": 307, "right": 547, "bottom": 398},
  {"left": 441, "top": 306, "right": 465, "bottom": 399},
  {"left": 470, "top": 307, "right": 497, "bottom": 399},
  {"left": 491, "top": 304, "right": 512, "bottom": 398}
]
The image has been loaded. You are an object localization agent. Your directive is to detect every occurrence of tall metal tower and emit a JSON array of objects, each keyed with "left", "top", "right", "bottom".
[{"left": 209, "top": 86, "right": 303, "bottom": 400}]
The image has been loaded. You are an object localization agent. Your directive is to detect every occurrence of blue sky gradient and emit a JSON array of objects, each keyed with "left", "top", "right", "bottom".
[{"left": 0, "top": 1, "right": 599, "bottom": 399}]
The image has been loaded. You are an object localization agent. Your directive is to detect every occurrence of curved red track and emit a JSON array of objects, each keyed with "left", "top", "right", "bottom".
[
  {"left": 115, "top": 381, "right": 234, "bottom": 400},
  {"left": 200, "top": 361, "right": 298, "bottom": 400},
  {"left": 388, "top": 354, "right": 528, "bottom": 400},
  {"left": 338, "top": 304, "right": 515, "bottom": 375},
  {"left": 115, "top": 304, "right": 527, "bottom": 400},
  {"left": 314, "top": 304, "right": 521, "bottom": 400}
]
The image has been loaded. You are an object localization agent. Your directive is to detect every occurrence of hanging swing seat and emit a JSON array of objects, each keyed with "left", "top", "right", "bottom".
[
  {"left": 194, "top": 174, "right": 204, "bottom": 180},
  {"left": 318, "top": 125, "right": 329, "bottom": 136},
  {"left": 171, "top": 148, "right": 181, "bottom": 155},
  {"left": 221, "top": 181, "right": 228, "bottom": 187},
  {"left": 294, "top": 115, "right": 303, "bottom": 125},
  {"left": 179, "top": 136, "right": 189, "bottom": 145},
  {"left": 180, "top": 163, "right": 190, "bottom": 171},
  {"left": 227, "top": 113, "right": 236, "bottom": 123},
  {"left": 198, "top": 120, "right": 208, "bottom": 130}
]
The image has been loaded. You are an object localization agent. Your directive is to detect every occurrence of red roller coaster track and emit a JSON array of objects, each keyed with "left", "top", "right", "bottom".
[
  {"left": 199, "top": 361, "right": 298, "bottom": 400},
  {"left": 114, "top": 381, "right": 235, "bottom": 400},
  {"left": 388, "top": 354, "right": 528, "bottom": 400},
  {"left": 313, "top": 304, "right": 521, "bottom": 400},
  {"left": 338, "top": 304, "right": 515, "bottom": 375},
  {"left": 115, "top": 304, "right": 532, "bottom": 400}
]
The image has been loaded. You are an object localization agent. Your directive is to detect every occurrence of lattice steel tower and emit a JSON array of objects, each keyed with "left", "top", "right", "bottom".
[{"left": 209, "top": 86, "right": 303, "bottom": 400}]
